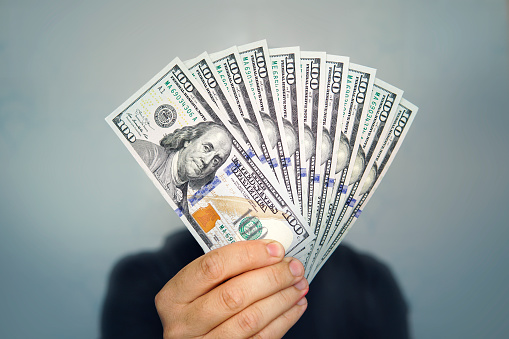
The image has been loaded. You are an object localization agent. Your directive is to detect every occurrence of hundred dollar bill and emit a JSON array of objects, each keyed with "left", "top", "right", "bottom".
[
  {"left": 184, "top": 52, "right": 276, "bottom": 183},
  {"left": 307, "top": 77, "right": 402, "bottom": 274},
  {"left": 106, "top": 58, "right": 312, "bottom": 255},
  {"left": 209, "top": 47, "right": 280, "bottom": 182},
  {"left": 269, "top": 47, "right": 305, "bottom": 211},
  {"left": 318, "top": 64, "right": 376, "bottom": 250},
  {"left": 184, "top": 54, "right": 257, "bottom": 158},
  {"left": 238, "top": 40, "right": 294, "bottom": 202},
  {"left": 303, "top": 54, "right": 350, "bottom": 271},
  {"left": 300, "top": 51, "right": 327, "bottom": 224},
  {"left": 310, "top": 98, "right": 418, "bottom": 280},
  {"left": 333, "top": 79, "right": 403, "bottom": 228}
]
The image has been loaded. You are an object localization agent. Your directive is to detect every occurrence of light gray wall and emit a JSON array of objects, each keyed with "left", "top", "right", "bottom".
[{"left": 0, "top": 0, "right": 508, "bottom": 338}]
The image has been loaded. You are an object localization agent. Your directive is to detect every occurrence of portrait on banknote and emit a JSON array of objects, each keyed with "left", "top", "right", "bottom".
[
  {"left": 283, "top": 119, "right": 298, "bottom": 156},
  {"left": 335, "top": 132, "right": 351, "bottom": 174},
  {"left": 349, "top": 148, "right": 366, "bottom": 184},
  {"left": 260, "top": 112, "right": 278, "bottom": 149},
  {"left": 303, "top": 124, "right": 315, "bottom": 162},
  {"left": 359, "top": 164, "right": 377, "bottom": 195},
  {"left": 242, "top": 119, "right": 262, "bottom": 149},
  {"left": 321, "top": 128, "right": 333, "bottom": 166},
  {"left": 132, "top": 121, "right": 233, "bottom": 205}
]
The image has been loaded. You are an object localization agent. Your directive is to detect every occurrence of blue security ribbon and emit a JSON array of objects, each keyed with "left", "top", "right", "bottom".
[
  {"left": 327, "top": 178, "right": 335, "bottom": 187},
  {"left": 189, "top": 176, "right": 221, "bottom": 206},
  {"left": 348, "top": 198, "right": 357, "bottom": 207}
]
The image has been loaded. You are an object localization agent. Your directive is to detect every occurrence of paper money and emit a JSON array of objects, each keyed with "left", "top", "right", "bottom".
[
  {"left": 238, "top": 40, "right": 295, "bottom": 202},
  {"left": 305, "top": 64, "right": 376, "bottom": 277},
  {"left": 106, "top": 58, "right": 312, "bottom": 255},
  {"left": 106, "top": 40, "right": 419, "bottom": 280},
  {"left": 300, "top": 51, "right": 327, "bottom": 224},
  {"left": 269, "top": 47, "right": 305, "bottom": 212},
  {"left": 310, "top": 98, "right": 418, "bottom": 279},
  {"left": 308, "top": 78, "right": 403, "bottom": 274},
  {"left": 318, "top": 64, "right": 377, "bottom": 247},
  {"left": 303, "top": 55, "right": 350, "bottom": 271},
  {"left": 209, "top": 47, "right": 280, "bottom": 182},
  {"left": 334, "top": 79, "right": 404, "bottom": 227},
  {"left": 184, "top": 52, "right": 271, "bottom": 179}
]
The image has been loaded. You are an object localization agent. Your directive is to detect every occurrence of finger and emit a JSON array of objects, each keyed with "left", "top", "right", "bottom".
[
  {"left": 187, "top": 258, "right": 306, "bottom": 332},
  {"left": 204, "top": 278, "right": 309, "bottom": 338},
  {"left": 161, "top": 239, "right": 285, "bottom": 305},
  {"left": 253, "top": 297, "right": 308, "bottom": 339}
]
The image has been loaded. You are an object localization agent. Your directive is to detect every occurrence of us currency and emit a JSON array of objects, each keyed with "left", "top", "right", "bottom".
[
  {"left": 308, "top": 78, "right": 402, "bottom": 275},
  {"left": 300, "top": 51, "right": 327, "bottom": 224},
  {"left": 317, "top": 63, "right": 376, "bottom": 252},
  {"left": 106, "top": 58, "right": 312, "bottom": 256},
  {"left": 209, "top": 47, "right": 280, "bottom": 183},
  {"left": 310, "top": 99, "right": 418, "bottom": 280},
  {"left": 238, "top": 40, "right": 294, "bottom": 202},
  {"left": 269, "top": 47, "right": 305, "bottom": 212},
  {"left": 184, "top": 52, "right": 275, "bottom": 181},
  {"left": 332, "top": 79, "right": 404, "bottom": 228},
  {"left": 303, "top": 55, "right": 350, "bottom": 271}
]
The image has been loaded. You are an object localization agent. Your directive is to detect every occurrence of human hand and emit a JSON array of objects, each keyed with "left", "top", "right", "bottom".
[{"left": 155, "top": 239, "right": 309, "bottom": 338}]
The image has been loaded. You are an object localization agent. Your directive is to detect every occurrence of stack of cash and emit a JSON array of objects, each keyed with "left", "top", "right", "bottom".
[{"left": 106, "top": 40, "right": 418, "bottom": 281}]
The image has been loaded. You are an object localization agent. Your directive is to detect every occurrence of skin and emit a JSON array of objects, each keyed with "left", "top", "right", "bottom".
[
  {"left": 177, "top": 126, "right": 233, "bottom": 182},
  {"left": 155, "top": 240, "right": 309, "bottom": 338}
]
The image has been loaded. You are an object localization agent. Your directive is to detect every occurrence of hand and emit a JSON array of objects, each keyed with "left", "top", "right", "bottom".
[{"left": 155, "top": 239, "right": 309, "bottom": 338}]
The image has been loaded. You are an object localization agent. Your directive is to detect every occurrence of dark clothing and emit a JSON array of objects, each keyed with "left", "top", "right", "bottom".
[{"left": 101, "top": 230, "right": 410, "bottom": 338}]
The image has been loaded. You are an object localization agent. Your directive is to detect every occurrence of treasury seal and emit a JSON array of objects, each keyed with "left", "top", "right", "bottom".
[
  {"left": 154, "top": 104, "right": 177, "bottom": 128},
  {"left": 239, "top": 216, "right": 264, "bottom": 240}
]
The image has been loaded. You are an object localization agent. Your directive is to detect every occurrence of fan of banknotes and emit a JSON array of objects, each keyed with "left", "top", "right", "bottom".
[{"left": 106, "top": 40, "right": 418, "bottom": 282}]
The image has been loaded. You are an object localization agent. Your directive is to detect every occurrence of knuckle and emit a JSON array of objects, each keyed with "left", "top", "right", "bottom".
[
  {"left": 278, "top": 288, "right": 294, "bottom": 306},
  {"left": 154, "top": 290, "right": 165, "bottom": 310},
  {"left": 280, "top": 309, "right": 296, "bottom": 324},
  {"left": 220, "top": 286, "right": 245, "bottom": 312},
  {"left": 242, "top": 243, "right": 258, "bottom": 265},
  {"left": 237, "top": 307, "right": 263, "bottom": 334},
  {"left": 266, "top": 265, "right": 284, "bottom": 287},
  {"left": 200, "top": 251, "right": 224, "bottom": 281}
]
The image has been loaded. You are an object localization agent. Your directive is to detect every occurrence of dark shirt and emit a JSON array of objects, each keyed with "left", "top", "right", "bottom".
[{"left": 100, "top": 230, "right": 409, "bottom": 338}]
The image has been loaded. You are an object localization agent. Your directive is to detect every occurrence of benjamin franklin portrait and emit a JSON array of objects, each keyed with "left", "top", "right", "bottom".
[
  {"left": 132, "top": 121, "right": 233, "bottom": 205},
  {"left": 335, "top": 132, "right": 351, "bottom": 174}
]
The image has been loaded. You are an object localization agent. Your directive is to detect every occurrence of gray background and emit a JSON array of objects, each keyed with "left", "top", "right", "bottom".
[{"left": 1, "top": 0, "right": 508, "bottom": 338}]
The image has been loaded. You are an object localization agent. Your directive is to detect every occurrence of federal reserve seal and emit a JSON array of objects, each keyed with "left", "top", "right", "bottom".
[
  {"left": 239, "top": 216, "right": 264, "bottom": 240},
  {"left": 154, "top": 104, "right": 177, "bottom": 128}
]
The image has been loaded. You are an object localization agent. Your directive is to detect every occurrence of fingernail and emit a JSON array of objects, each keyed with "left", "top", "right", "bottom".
[
  {"left": 293, "top": 278, "right": 308, "bottom": 290},
  {"left": 297, "top": 297, "right": 307, "bottom": 306},
  {"left": 289, "top": 259, "right": 304, "bottom": 277},
  {"left": 266, "top": 242, "right": 283, "bottom": 257}
]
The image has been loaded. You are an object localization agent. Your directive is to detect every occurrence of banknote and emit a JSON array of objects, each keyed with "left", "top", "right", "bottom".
[
  {"left": 303, "top": 55, "right": 350, "bottom": 271},
  {"left": 269, "top": 47, "right": 305, "bottom": 212},
  {"left": 300, "top": 51, "right": 327, "bottom": 224},
  {"left": 184, "top": 52, "right": 274, "bottom": 180},
  {"left": 106, "top": 58, "right": 312, "bottom": 255},
  {"left": 333, "top": 79, "right": 404, "bottom": 227},
  {"left": 307, "top": 77, "right": 402, "bottom": 275},
  {"left": 309, "top": 98, "right": 418, "bottom": 279},
  {"left": 318, "top": 64, "right": 377, "bottom": 250},
  {"left": 237, "top": 40, "right": 294, "bottom": 202},
  {"left": 209, "top": 47, "right": 280, "bottom": 182}
]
